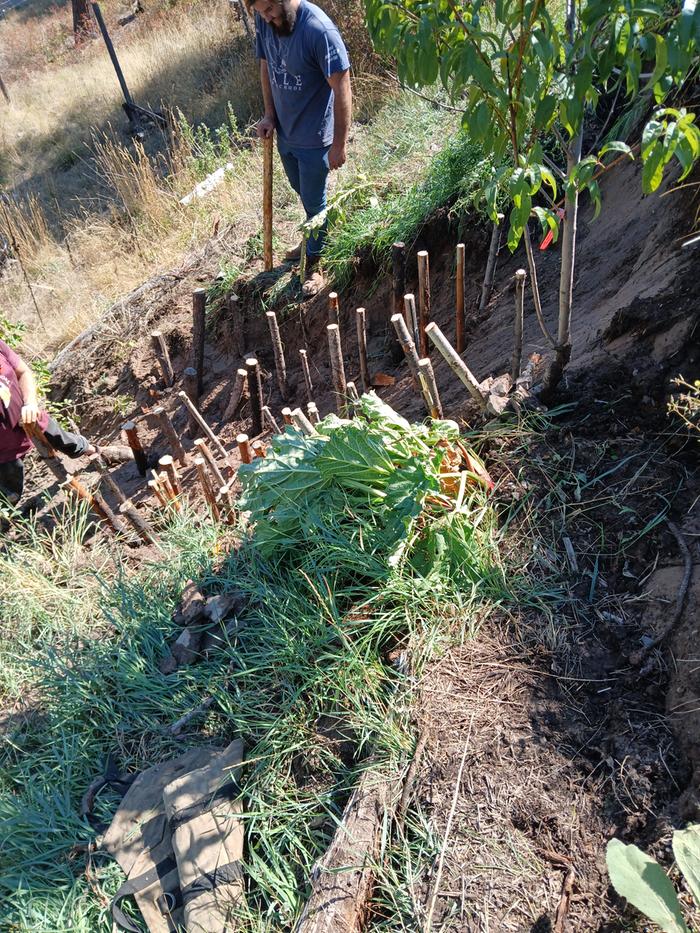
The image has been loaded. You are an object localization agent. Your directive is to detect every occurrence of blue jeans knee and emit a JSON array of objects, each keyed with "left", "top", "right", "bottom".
[{"left": 277, "top": 141, "right": 330, "bottom": 257}]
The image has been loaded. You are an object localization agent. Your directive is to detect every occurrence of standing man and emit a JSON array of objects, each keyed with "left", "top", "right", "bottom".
[
  {"left": 250, "top": 0, "right": 352, "bottom": 297},
  {"left": 0, "top": 338, "right": 96, "bottom": 505}
]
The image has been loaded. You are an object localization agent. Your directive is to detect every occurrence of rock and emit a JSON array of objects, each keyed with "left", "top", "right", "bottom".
[{"left": 173, "top": 580, "right": 206, "bottom": 627}]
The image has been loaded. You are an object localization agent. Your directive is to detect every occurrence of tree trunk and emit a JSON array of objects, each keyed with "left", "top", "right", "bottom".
[{"left": 72, "top": 0, "right": 93, "bottom": 43}]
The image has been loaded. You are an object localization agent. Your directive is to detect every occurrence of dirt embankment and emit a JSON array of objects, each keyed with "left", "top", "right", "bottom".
[{"left": 30, "top": 154, "right": 700, "bottom": 930}]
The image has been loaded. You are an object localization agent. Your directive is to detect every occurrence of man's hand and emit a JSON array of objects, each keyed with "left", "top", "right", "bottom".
[
  {"left": 20, "top": 403, "right": 40, "bottom": 425},
  {"left": 256, "top": 115, "right": 275, "bottom": 139},
  {"left": 328, "top": 141, "right": 346, "bottom": 170}
]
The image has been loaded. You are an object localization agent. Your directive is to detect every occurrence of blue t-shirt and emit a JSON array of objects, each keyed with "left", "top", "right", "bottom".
[{"left": 255, "top": 0, "right": 350, "bottom": 148}]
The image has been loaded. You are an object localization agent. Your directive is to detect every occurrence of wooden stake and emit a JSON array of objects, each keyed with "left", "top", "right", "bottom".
[
  {"left": 327, "top": 324, "right": 347, "bottom": 417},
  {"left": 391, "top": 314, "right": 433, "bottom": 415},
  {"left": 148, "top": 478, "right": 168, "bottom": 507},
  {"left": 511, "top": 268, "right": 527, "bottom": 385},
  {"left": 245, "top": 357, "right": 264, "bottom": 437},
  {"left": 266, "top": 310, "right": 288, "bottom": 399},
  {"left": 193, "top": 456, "right": 220, "bottom": 520},
  {"left": 425, "top": 322, "right": 487, "bottom": 409},
  {"left": 252, "top": 440, "right": 267, "bottom": 458},
  {"left": 403, "top": 293, "right": 420, "bottom": 352},
  {"left": 328, "top": 292, "right": 340, "bottom": 326},
  {"left": 182, "top": 368, "right": 199, "bottom": 437},
  {"left": 177, "top": 390, "right": 229, "bottom": 463},
  {"left": 281, "top": 407, "right": 293, "bottom": 425},
  {"left": 356, "top": 307, "right": 369, "bottom": 393},
  {"left": 479, "top": 215, "right": 504, "bottom": 311},
  {"left": 66, "top": 476, "right": 129, "bottom": 536},
  {"left": 291, "top": 408, "right": 316, "bottom": 435},
  {"left": 263, "top": 135, "right": 273, "bottom": 271},
  {"left": 192, "top": 288, "right": 206, "bottom": 398},
  {"left": 150, "top": 330, "right": 174, "bottom": 386},
  {"left": 418, "top": 358, "right": 443, "bottom": 419},
  {"left": 119, "top": 500, "right": 159, "bottom": 545},
  {"left": 158, "top": 471, "right": 181, "bottom": 511},
  {"left": 416, "top": 250, "right": 431, "bottom": 357},
  {"left": 90, "top": 455, "right": 128, "bottom": 504},
  {"left": 455, "top": 243, "right": 466, "bottom": 354},
  {"left": 158, "top": 454, "right": 182, "bottom": 496},
  {"left": 122, "top": 420, "right": 147, "bottom": 476},
  {"left": 149, "top": 406, "right": 187, "bottom": 465},
  {"left": 299, "top": 348, "right": 314, "bottom": 402},
  {"left": 22, "top": 422, "right": 66, "bottom": 483},
  {"left": 263, "top": 405, "right": 281, "bottom": 434},
  {"left": 346, "top": 381, "right": 360, "bottom": 403},
  {"left": 223, "top": 368, "right": 248, "bottom": 422},
  {"left": 390, "top": 241, "right": 405, "bottom": 359},
  {"left": 236, "top": 433, "right": 253, "bottom": 464},
  {"left": 307, "top": 402, "right": 320, "bottom": 424},
  {"left": 193, "top": 438, "right": 225, "bottom": 487}
]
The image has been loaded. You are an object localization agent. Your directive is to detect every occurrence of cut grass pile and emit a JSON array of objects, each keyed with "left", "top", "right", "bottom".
[{"left": 0, "top": 398, "right": 508, "bottom": 930}]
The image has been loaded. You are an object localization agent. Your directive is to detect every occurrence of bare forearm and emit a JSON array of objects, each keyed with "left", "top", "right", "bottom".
[
  {"left": 18, "top": 369, "right": 38, "bottom": 407},
  {"left": 260, "top": 61, "right": 276, "bottom": 120},
  {"left": 332, "top": 72, "right": 352, "bottom": 145}
]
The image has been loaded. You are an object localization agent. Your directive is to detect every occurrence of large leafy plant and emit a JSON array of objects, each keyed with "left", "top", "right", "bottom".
[
  {"left": 606, "top": 824, "right": 700, "bottom": 932},
  {"left": 364, "top": 0, "right": 699, "bottom": 393}
]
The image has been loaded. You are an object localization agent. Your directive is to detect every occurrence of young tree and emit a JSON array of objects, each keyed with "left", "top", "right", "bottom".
[
  {"left": 72, "top": 0, "right": 94, "bottom": 44},
  {"left": 365, "top": 0, "right": 699, "bottom": 394}
]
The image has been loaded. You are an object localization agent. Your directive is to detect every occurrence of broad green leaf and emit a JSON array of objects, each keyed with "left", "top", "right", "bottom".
[
  {"left": 642, "top": 141, "right": 665, "bottom": 193},
  {"left": 606, "top": 839, "right": 690, "bottom": 933},
  {"left": 599, "top": 140, "right": 634, "bottom": 160},
  {"left": 672, "top": 824, "right": 700, "bottom": 907}
]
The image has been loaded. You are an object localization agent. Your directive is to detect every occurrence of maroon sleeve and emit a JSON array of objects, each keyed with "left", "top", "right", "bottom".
[{"left": 0, "top": 339, "right": 21, "bottom": 371}]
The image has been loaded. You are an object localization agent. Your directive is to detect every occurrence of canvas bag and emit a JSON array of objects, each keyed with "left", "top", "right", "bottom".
[{"left": 162, "top": 739, "right": 245, "bottom": 932}]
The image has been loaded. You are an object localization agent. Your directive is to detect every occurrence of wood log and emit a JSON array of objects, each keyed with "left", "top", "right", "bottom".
[
  {"left": 182, "top": 368, "right": 200, "bottom": 438},
  {"left": 119, "top": 499, "right": 159, "bottom": 545},
  {"left": 299, "top": 348, "right": 314, "bottom": 402},
  {"left": 355, "top": 307, "right": 369, "bottom": 394},
  {"left": 307, "top": 402, "right": 320, "bottom": 424},
  {"left": 403, "top": 293, "right": 420, "bottom": 353},
  {"left": 149, "top": 406, "right": 187, "bottom": 465},
  {"left": 121, "top": 420, "right": 147, "bottom": 476},
  {"left": 455, "top": 243, "right": 466, "bottom": 354},
  {"left": 192, "top": 289, "right": 207, "bottom": 398},
  {"left": 327, "top": 324, "right": 347, "bottom": 417},
  {"left": 193, "top": 438, "right": 225, "bottom": 487},
  {"left": 511, "top": 269, "right": 527, "bottom": 385},
  {"left": 281, "top": 407, "right": 293, "bottom": 425},
  {"left": 263, "top": 405, "right": 281, "bottom": 434},
  {"left": 389, "top": 241, "right": 405, "bottom": 360},
  {"left": 328, "top": 292, "right": 339, "bottom": 326},
  {"left": 416, "top": 250, "right": 431, "bottom": 357},
  {"left": 245, "top": 357, "right": 264, "bottom": 437},
  {"left": 223, "top": 368, "right": 248, "bottom": 422},
  {"left": 266, "top": 310, "right": 288, "bottom": 399},
  {"left": 151, "top": 330, "right": 174, "bottom": 386},
  {"left": 424, "top": 322, "right": 487, "bottom": 410},
  {"left": 391, "top": 314, "right": 432, "bottom": 415},
  {"left": 177, "top": 391, "right": 228, "bottom": 463},
  {"left": 291, "top": 408, "right": 316, "bottom": 435},
  {"left": 418, "top": 358, "right": 443, "bottom": 419},
  {"left": 193, "top": 455, "right": 221, "bottom": 520},
  {"left": 90, "top": 455, "right": 128, "bottom": 504},
  {"left": 237, "top": 433, "right": 253, "bottom": 465}
]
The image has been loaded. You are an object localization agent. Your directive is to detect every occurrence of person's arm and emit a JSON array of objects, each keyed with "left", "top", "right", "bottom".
[
  {"left": 327, "top": 69, "right": 351, "bottom": 170},
  {"left": 13, "top": 355, "right": 41, "bottom": 424},
  {"left": 256, "top": 59, "right": 276, "bottom": 138}
]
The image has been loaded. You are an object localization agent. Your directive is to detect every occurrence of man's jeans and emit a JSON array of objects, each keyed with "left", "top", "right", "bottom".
[
  {"left": 277, "top": 141, "right": 330, "bottom": 258},
  {"left": 0, "top": 416, "right": 91, "bottom": 504}
]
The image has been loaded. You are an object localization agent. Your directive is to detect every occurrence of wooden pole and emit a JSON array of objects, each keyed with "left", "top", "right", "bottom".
[
  {"left": 150, "top": 331, "right": 174, "bottom": 387},
  {"left": 122, "top": 420, "right": 148, "bottom": 476},
  {"left": 192, "top": 289, "right": 207, "bottom": 398},
  {"left": 356, "top": 307, "right": 369, "bottom": 394},
  {"left": 327, "top": 324, "right": 347, "bottom": 417},
  {"left": 193, "top": 438, "right": 225, "bottom": 487},
  {"left": 511, "top": 269, "right": 527, "bottom": 385},
  {"left": 328, "top": 292, "right": 340, "bottom": 326},
  {"left": 455, "top": 243, "right": 466, "bottom": 354},
  {"left": 403, "top": 293, "right": 420, "bottom": 353},
  {"left": 262, "top": 406, "right": 280, "bottom": 434},
  {"left": 479, "top": 215, "right": 504, "bottom": 311},
  {"left": 90, "top": 455, "right": 128, "bottom": 504},
  {"left": 425, "top": 322, "right": 487, "bottom": 409},
  {"left": 391, "top": 314, "right": 432, "bottom": 414},
  {"left": 245, "top": 357, "right": 264, "bottom": 437},
  {"left": 119, "top": 499, "right": 159, "bottom": 545},
  {"left": 177, "top": 390, "right": 229, "bottom": 463},
  {"left": 299, "top": 348, "right": 314, "bottom": 402},
  {"left": 390, "top": 241, "right": 405, "bottom": 359},
  {"left": 418, "top": 358, "right": 443, "bottom": 419},
  {"left": 158, "top": 471, "right": 181, "bottom": 511},
  {"left": 66, "top": 476, "right": 129, "bottom": 536},
  {"left": 22, "top": 422, "right": 66, "bottom": 483},
  {"left": 148, "top": 478, "right": 168, "bottom": 508},
  {"left": 236, "top": 433, "right": 253, "bottom": 465},
  {"left": 263, "top": 135, "right": 274, "bottom": 271},
  {"left": 149, "top": 406, "right": 187, "bottom": 465},
  {"left": 346, "top": 381, "right": 360, "bottom": 404},
  {"left": 223, "top": 368, "right": 248, "bottom": 422},
  {"left": 416, "top": 250, "right": 431, "bottom": 357},
  {"left": 158, "top": 454, "right": 182, "bottom": 496},
  {"left": 182, "top": 368, "right": 199, "bottom": 437},
  {"left": 266, "top": 311, "right": 288, "bottom": 399},
  {"left": 193, "top": 456, "right": 220, "bottom": 520},
  {"left": 307, "top": 402, "right": 320, "bottom": 424},
  {"left": 291, "top": 408, "right": 316, "bottom": 435},
  {"left": 251, "top": 440, "right": 267, "bottom": 458},
  {"left": 281, "top": 407, "right": 293, "bottom": 425}
]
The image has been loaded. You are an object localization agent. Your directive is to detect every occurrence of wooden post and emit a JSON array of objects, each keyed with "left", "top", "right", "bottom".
[
  {"left": 149, "top": 406, "right": 187, "bottom": 465},
  {"left": 328, "top": 292, "right": 340, "bottom": 326},
  {"left": 299, "top": 349, "right": 314, "bottom": 402},
  {"left": 90, "top": 455, "right": 129, "bottom": 504},
  {"left": 119, "top": 500, "right": 159, "bottom": 545},
  {"left": 416, "top": 250, "right": 431, "bottom": 357},
  {"left": 158, "top": 454, "right": 181, "bottom": 496},
  {"left": 418, "top": 359, "right": 443, "bottom": 419},
  {"left": 391, "top": 314, "right": 432, "bottom": 415},
  {"left": 245, "top": 357, "right": 264, "bottom": 437},
  {"left": 511, "top": 269, "right": 527, "bottom": 385},
  {"left": 158, "top": 471, "right": 181, "bottom": 511},
  {"left": 150, "top": 331, "right": 174, "bottom": 387},
  {"left": 307, "top": 402, "right": 320, "bottom": 424},
  {"left": 22, "top": 422, "right": 66, "bottom": 483},
  {"left": 236, "top": 433, "right": 253, "bottom": 465},
  {"left": 263, "top": 405, "right": 281, "bottom": 434},
  {"left": 263, "top": 135, "right": 274, "bottom": 271},
  {"left": 193, "top": 438, "right": 225, "bottom": 487},
  {"left": 281, "top": 407, "right": 293, "bottom": 426},
  {"left": 192, "top": 289, "right": 207, "bottom": 398},
  {"left": 182, "top": 368, "right": 199, "bottom": 437},
  {"left": 148, "top": 478, "right": 168, "bottom": 508},
  {"left": 403, "top": 293, "right": 420, "bottom": 353},
  {"left": 425, "top": 322, "right": 487, "bottom": 409},
  {"left": 266, "top": 311, "right": 288, "bottom": 399},
  {"left": 479, "top": 215, "right": 503, "bottom": 311},
  {"left": 223, "top": 368, "right": 248, "bottom": 422},
  {"left": 455, "top": 243, "right": 466, "bottom": 354},
  {"left": 177, "top": 390, "right": 229, "bottom": 462},
  {"left": 291, "top": 408, "right": 316, "bottom": 435},
  {"left": 251, "top": 440, "right": 267, "bottom": 458},
  {"left": 356, "top": 307, "right": 369, "bottom": 394},
  {"left": 389, "top": 241, "right": 405, "bottom": 359},
  {"left": 122, "top": 420, "right": 148, "bottom": 476},
  {"left": 346, "top": 381, "right": 360, "bottom": 404},
  {"left": 66, "top": 476, "right": 129, "bottom": 536},
  {"left": 327, "top": 324, "right": 347, "bottom": 417},
  {"left": 193, "top": 456, "right": 220, "bottom": 520}
]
